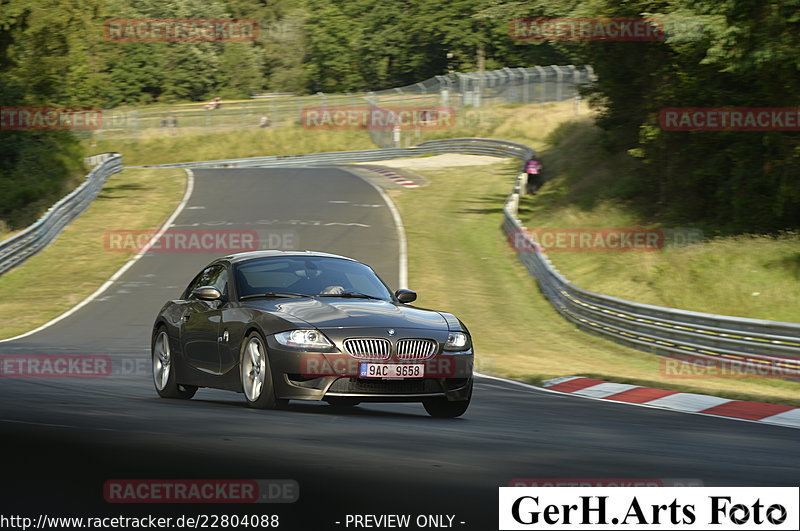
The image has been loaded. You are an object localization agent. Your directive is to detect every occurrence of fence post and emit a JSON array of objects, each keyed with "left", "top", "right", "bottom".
[
  {"left": 552, "top": 65, "right": 565, "bottom": 101},
  {"left": 532, "top": 66, "right": 546, "bottom": 102}
]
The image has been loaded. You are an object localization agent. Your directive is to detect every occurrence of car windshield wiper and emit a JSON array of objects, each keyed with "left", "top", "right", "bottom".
[
  {"left": 239, "top": 292, "right": 314, "bottom": 300},
  {"left": 317, "top": 292, "right": 385, "bottom": 300}
]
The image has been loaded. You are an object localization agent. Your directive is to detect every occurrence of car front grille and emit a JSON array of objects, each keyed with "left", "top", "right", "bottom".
[
  {"left": 396, "top": 339, "right": 437, "bottom": 360},
  {"left": 343, "top": 338, "right": 391, "bottom": 360}
]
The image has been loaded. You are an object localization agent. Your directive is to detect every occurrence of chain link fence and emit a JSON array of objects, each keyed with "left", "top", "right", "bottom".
[
  {"left": 364, "top": 65, "right": 593, "bottom": 148},
  {"left": 92, "top": 65, "right": 593, "bottom": 142}
]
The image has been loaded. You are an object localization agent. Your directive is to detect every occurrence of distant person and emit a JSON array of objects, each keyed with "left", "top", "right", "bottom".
[
  {"left": 169, "top": 115, "right": 178, "bottom": 136},
  {"left": 204, "top": 97, "right": 221, "bottom": 110},
  {"left": 161, "top": 116, "right": 168, "bottom": 129},
  {"left": 524, "top": 158, "right": 543, "bottom": 194},
  {"left": 259, "top": 115, "right": 271, "bottom": 128}
]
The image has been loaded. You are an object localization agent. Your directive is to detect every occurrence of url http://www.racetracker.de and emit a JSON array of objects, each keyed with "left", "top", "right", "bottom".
[{"left": 0, "top": 514, "right": 281, "bottom": 529}]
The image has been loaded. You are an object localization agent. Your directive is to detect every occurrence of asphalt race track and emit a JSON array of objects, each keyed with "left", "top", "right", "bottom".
[{"left": 1, "top": 167, "right": 798, "bottom": 530}]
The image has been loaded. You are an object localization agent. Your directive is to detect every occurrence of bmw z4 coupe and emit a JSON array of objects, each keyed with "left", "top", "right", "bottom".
[{"left": 151, "top": 251, "right": 474, "bottom": 417}]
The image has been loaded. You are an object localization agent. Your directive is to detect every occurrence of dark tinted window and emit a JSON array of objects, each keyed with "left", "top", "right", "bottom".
[{"left": 235, "top": 257, "right": 392, "bottom": 300}]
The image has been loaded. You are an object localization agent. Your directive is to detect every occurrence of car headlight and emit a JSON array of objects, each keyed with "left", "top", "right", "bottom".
[
  {"left": 444, "top": 331, "right": 470, "bottom": 351},
  {"left": 274, "top": 329, "right": 333, "bottom": 350}
]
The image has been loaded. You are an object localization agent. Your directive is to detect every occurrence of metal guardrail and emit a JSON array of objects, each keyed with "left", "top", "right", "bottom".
[
  {"left": 503, "top": 202, "right": 800, "bottom": 375},
  {"left": 145, "top": 138, "right": 800, "bottom": 374},
  {"left": 501, "top": 183, "right": 800, "bottom": 377},
  {"left": 0, "top": 154, "right": 123, "bottom": 275},
  {"left": 142, "top": 138, "right": 534, "bottom": 169}
]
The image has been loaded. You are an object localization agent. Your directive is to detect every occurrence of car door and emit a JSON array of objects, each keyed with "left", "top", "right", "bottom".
[{"left": 180, "top": 264, "right": 229, "bottom": 375}]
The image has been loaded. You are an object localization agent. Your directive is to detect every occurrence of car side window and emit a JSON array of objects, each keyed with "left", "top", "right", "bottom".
[{"left": 185, "top": 264, "right": 228, "bottom": 300}]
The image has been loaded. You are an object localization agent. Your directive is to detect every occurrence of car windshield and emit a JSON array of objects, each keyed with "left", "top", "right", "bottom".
[{"left": 234, "top": 256, "right": 394, "bottom": 302}]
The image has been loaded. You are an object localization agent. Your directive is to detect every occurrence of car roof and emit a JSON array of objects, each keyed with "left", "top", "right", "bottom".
[{"left": 220, "top": 250, "right": 358, "bottom": 264}]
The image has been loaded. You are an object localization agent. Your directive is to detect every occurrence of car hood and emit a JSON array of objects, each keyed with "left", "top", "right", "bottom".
[{"left": 247, "top": 298, "right": 447, "bottom": 330}]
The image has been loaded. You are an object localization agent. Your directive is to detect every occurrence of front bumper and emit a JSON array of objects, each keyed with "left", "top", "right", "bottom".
[{"left": 265, "top": 333, "right": 473, "bottom": 402}]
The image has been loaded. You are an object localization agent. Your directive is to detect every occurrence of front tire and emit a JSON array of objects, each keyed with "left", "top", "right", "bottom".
[
  {"left": 152, "top": 327, "right": 197, "bottom": 399},
  {"left": 423, "top": 381, "right": 472, "bottom": 418},
  {"left": 241, "top": 332, "right": 287, "bottom": 409}
]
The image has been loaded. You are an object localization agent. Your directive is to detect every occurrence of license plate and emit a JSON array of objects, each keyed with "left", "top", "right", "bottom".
[{"left": 359, "top": 363, "right": 425, "bottom": 379}]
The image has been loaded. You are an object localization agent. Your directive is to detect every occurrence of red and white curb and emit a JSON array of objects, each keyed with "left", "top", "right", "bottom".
[
  {"left": 360, "top": 165, "right": 420, "bottom": 188},
  {"left": 543, "top": 376, "right": 800, "bottom": 429}
]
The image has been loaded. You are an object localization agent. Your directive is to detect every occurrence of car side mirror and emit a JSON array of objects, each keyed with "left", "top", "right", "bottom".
[
  {"left": 395, "top": 289, "right": 417, "bottom": 303},
  {"left": 193, "top": 286, "right": 222, "bottom": 301}
]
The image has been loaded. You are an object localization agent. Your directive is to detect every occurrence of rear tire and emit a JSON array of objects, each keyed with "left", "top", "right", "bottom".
[
  {"left": 152, "top": 327, "right": 197, "bottom": 399},
  {"left": 241, "top": 331, "right": 287, "bottom": 409}
]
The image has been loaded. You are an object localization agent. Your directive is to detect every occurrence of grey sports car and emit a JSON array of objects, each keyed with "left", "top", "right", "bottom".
[{"left": 151, "top": 251, "right": 473, "bottom": 417}]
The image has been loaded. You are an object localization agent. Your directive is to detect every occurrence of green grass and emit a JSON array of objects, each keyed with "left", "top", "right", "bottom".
[
  {"left": 516, "top": 118, "right": 800, "bottom": 323},
  {"left": 388, "top": 161, "right": 800, "bottom": 405},
  {"left": 416, "top": 99, "right": 587, "bottom": 151},
  {"left": 86, "top": 98, "right": 586, "bottom": 167},
  {"left": 0, "top": 168, "right": 186, "bottom": 339},
  {"left": 87, "top": 126, "right": 377, "bottom": 166},
  {"left": 0, "top": 222, "right": 16, "bottom": 241}
]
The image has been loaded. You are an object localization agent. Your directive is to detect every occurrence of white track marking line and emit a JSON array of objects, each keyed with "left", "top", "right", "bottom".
[
  {"left": 474, "top": 372, "right": 556, "bottom": 394},
  {"left": 346, "top": 170, "right": 408, "bottom": 289},
  {"left": 0, "top": 169, "right": 195, "bottom": 343}
]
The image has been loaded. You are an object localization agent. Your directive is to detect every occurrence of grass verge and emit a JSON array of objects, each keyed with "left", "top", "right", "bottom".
[
  {"left": 388, "top": 161, "right": 800, "bottom": 406},
  {"left": 517, "top": 119, "right": 800, "bottom": 323},
  {"left": 87, "top": 127, "right": 377, "bottom": 166},
  {"left": 0, "top": 168, "right": 186, "bottom": 339}
]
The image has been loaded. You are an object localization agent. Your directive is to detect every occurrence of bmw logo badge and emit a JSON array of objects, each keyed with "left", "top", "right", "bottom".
[{"left": 387, "top": 329, "right": 396, "bottom": 336}]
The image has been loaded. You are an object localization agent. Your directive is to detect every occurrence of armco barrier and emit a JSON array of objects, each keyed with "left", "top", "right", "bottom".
[
  {"left": 0, "top": 154, "right": 123, "bottom": 275},
  {"left": 142, "top": 138, "right": 534, "bottom": 169},
  {"left": 501, "top": 174, "right": 800, "bottom": 376}
]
